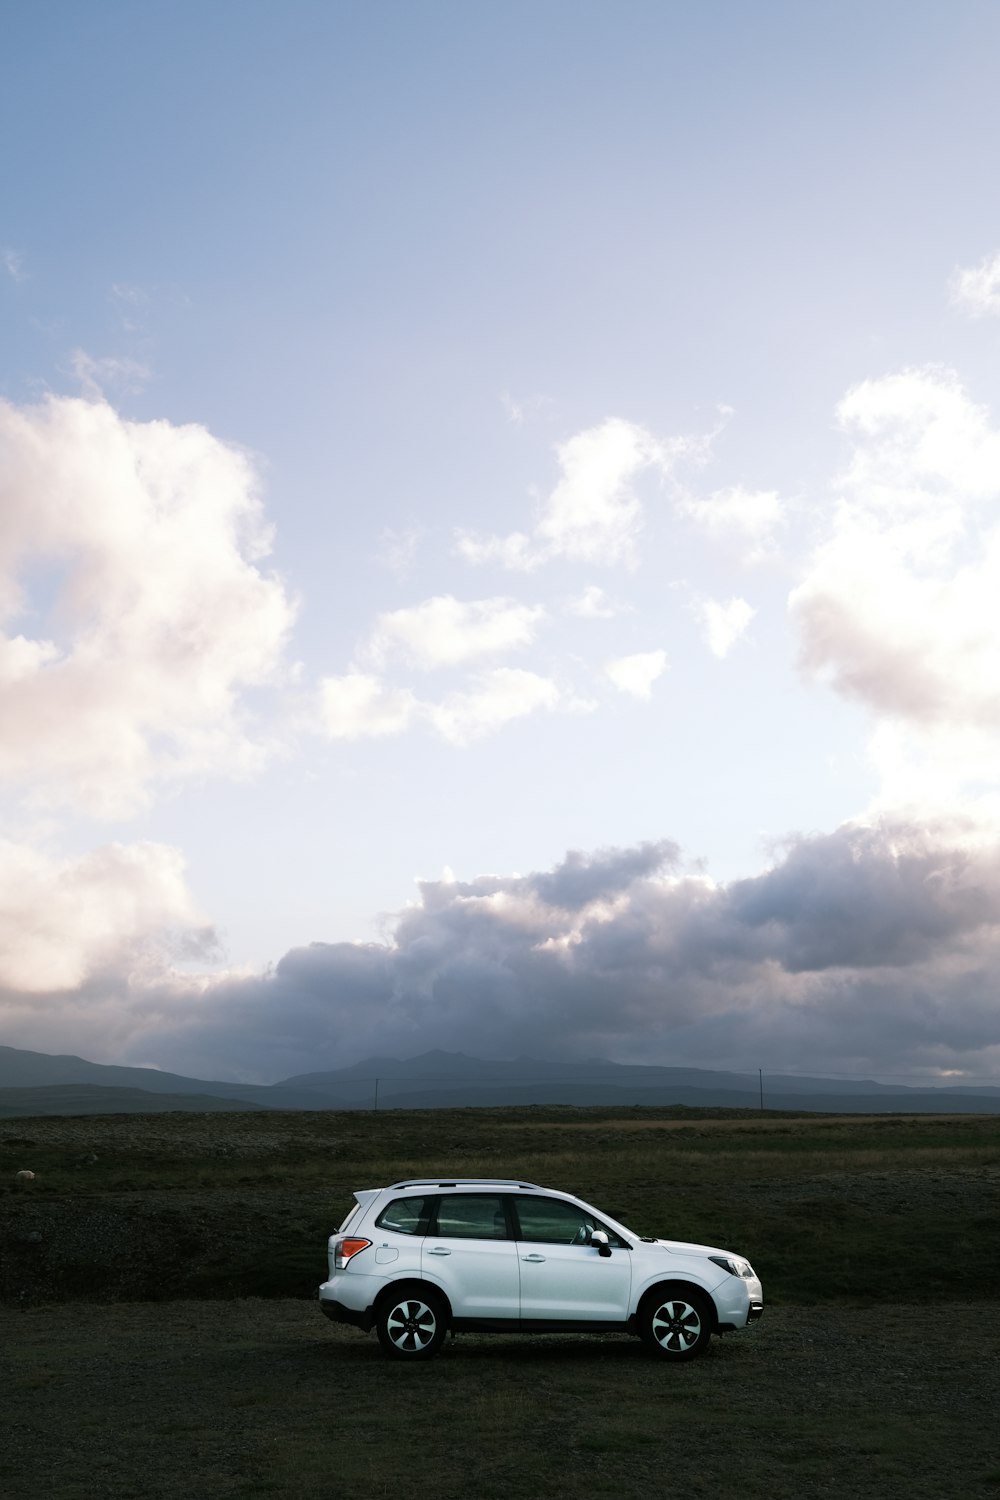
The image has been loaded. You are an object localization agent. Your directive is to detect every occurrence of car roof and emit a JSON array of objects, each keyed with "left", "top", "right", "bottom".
[
  {"left": 388, "top": 1178, "right": 540, "bottom": 1190},
  {"left": 351, "top": 1181, "right": 639, "bottom": 1242}
]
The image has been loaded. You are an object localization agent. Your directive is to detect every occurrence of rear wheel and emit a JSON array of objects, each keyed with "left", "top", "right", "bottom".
[
  {"left": 639, "top": 1288, "right": 713, "bottom": 1361},
  {"left": 376, "top": 1288, "right": 448, "bottom": 1360}
]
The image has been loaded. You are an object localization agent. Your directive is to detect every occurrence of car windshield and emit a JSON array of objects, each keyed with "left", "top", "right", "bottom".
[{"left": 590, "top": 1203, "right": 639, "bottom": 1242}]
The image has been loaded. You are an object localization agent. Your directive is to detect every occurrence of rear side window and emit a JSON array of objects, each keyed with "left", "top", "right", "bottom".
[
  {"left": 431, "top": 1194, "right": 510, "bottom": 1239},
  {"left": 375, "top": 1196, "right": 429, "bottom": 1235}
]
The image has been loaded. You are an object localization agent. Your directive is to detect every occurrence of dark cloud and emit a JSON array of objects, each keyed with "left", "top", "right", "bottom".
[
  {"left": 725, "top": 826, "right": 999, "bottom": 972},
  {"left": 532, "top": 841, "right": 679, "bottom": 910},
  {"left": 90, "top": 822, "right": 1000, "bottom": 1084}
]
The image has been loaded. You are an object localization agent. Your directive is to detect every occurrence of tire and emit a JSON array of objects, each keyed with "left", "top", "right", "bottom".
[
  {"left": 375, "top": 1288, "right": 448, "bottom": 1361},
  {"left": 639, "top": 1287, "right": 713, "bottom": 1361}
]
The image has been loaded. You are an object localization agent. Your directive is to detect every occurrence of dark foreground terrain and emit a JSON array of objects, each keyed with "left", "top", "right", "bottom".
[
  {"left": 3, "top": 1298, "right": 998, "bottom": 1500},
  {"left": 2, "top": 1105, "right": 999, "bottom": 1498}
]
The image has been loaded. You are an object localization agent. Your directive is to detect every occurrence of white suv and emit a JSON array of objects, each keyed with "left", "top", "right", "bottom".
[{"left": 319, "top": 1178, "right": 763, "bottom": 1361}]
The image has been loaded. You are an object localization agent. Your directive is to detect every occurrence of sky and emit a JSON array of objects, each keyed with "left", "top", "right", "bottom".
[{"left": 3, "top": 0, "right": 1000, "bottom": 1085}]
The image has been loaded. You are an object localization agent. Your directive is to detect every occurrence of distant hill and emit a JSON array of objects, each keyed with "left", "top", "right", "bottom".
[
  {"left": 0, "top": 1046, "right": 325, "bottom": 1112},
  {"left": 0, "top": 1084, "right": 265, "bottom": 1116},
  {"left": 0, "top": 1043, "right": 998, "bottom": 1116}
]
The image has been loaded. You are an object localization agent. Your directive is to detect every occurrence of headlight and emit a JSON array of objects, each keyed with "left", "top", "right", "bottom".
[{"left": 709, "top": 1255, "right": 755, "bottom": 1279}]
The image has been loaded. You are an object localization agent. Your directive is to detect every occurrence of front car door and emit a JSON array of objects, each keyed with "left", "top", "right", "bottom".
[{"left": 512, "top": 1195, "right": 632, "bottom": 1324}]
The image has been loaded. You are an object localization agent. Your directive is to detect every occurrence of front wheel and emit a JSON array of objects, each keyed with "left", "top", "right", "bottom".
[
  {"left": 639, "top": 1289, "right": 713, "bottom": 1360},
  {"left": 376, "top": 1289, "right": 448, "bottom": 1360}
]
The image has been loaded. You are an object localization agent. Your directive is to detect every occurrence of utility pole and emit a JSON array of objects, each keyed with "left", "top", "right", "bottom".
[
  {"left": 759, "top": 1069, "right": 764, "bottom": 1111},
  {"left": 374, "top": 1077, "right": 379, "bottom": 1112}
]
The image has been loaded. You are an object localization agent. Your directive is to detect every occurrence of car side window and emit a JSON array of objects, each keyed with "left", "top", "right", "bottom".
[
  {"left": 430, "top": 1194, "right": 510, "bottom": 1239},
  {"left": 374, "top": 1196, "right": 429, "bottom": 1235},
  {"left": 514, "top": 1196, "right": 626, "bottom": 1248}
]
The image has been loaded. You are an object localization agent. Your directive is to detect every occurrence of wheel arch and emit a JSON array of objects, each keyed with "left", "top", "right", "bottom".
[
  {"left": 636, "top": 1278, "right": 719, "bottom": 1332},
  {"left": 371, "top": 1277, "right": 454, "bottom": 1327}
]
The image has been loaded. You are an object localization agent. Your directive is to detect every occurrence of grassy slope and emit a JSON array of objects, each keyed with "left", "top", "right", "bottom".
[{"left": 2, "top": 1105, "right": 999, "bottom": 1304}]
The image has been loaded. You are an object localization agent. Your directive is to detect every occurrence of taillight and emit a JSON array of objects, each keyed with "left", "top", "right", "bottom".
[{"left": 334, "top": 1237, "right": 372, "bottom": 1269}]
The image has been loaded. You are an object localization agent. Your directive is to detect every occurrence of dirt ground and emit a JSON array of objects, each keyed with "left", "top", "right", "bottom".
[{"left": 3, "top": 1298, "right": 998, "bottom": 1500}]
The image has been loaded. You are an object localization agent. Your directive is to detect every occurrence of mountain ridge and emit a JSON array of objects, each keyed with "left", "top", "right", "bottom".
[{"left": 1, "top": 1043, "right": 998, "bottom": 1116}]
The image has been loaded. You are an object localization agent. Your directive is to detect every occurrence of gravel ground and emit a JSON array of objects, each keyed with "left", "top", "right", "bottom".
[{"left": 3, "top": 1299, "right": 998, "bottom": 1500}]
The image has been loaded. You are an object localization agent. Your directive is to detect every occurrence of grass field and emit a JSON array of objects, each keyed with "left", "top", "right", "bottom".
[
  {"left": 2, "top": 1104, "right": 999, "bottom": 1305},
  {"left": 2, "top": 1105, "right": 999, "bottom": 1499}
]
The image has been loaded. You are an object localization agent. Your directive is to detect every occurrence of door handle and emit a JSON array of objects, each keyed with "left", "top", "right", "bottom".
[
  {"left": 521, "top": 1253, "right": 546, "bottom": 1262},
  {"left": 427, "top": 1247, "right": 451, "bottom": 1256}
]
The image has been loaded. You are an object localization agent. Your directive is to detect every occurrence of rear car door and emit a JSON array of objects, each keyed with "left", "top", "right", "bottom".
[
  {"left": 512, "top": 1195, "right": 632, "bottom": 1323},
  {"left": 421, "top": 1193, "right": 519, "bottom": 1320}
]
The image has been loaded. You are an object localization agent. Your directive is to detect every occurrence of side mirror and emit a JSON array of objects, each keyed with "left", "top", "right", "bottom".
[{"left": 590, "top": 1230, "right": 612, "bottom": 1258}]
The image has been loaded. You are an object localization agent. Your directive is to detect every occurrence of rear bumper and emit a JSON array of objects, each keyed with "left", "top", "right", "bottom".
[{"left": 318, "top": 1293, "right": 373, "bottom": 1332}]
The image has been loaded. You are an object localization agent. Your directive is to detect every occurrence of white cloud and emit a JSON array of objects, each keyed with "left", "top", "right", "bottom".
[
  {"left": 376, "top": 525, "right": 421, "bottom": 576},
  {"left": 456, "top": 530, "right": 538, "bottom": 569},
  {"left": 110, "top": 282, "right": 149, "bottom": 307},
  {"left": 368, "top": 594, "right": 545, "bottom": 669},
  {"left": 0, "top": 634, "right": 61, "bottom": 683},
  {"left": 68, "top": 349, "right": 151, "bottom": 398},
  {"left": 2, "top": 247, "right": 26, "bottom": 283},
  {"left": 457, "top": 417, "right": 691, "bottom": 571},
  {"left": 680, "top": 483, "right": 782, "bottom": 559},
  {"left": 319, "top": 672, "right": 417, "bottom": 739},
  {"left": 604, "top": 649, "right": 668, "bottom": 699},
  {"left": 791, "top": 369, "right": 1000, "bottom": 752},
  {"left": 500, "top": 391, "right": 553, "bottom": 426},
  {"left": 950, "top": 252, "right": 1000, "bottom": 317},
  {"left": 318, "top": 665, "right": 583, "bottom": 746},
  {"left": 109, "top": 283, "right": 152, "bottom": 334},
  {"left": 0, "top": 838, "right": 213, "bottom": 994},
  {"left": 564, "top": 584, "right": 624, "bottom": 619},
  {"left": 795, "top": 526, "right": 1000, "bottom": 726},
  {"left": 535, "top": 419, "right": 660, "bottom": 564},
  {"left": 694, "top": 596, "right": 755, "bottom": 659},
  {"left": 0, "top": 395, "right": 296, "bottom": 815},
  {"left": 835, "top": 368, "right": 1000, "bottom": 532},
  {"left": 427, "top": 668, "right": 572, "bottom": 745},
  {"left": 865, "top": 721, "right": 1000, "bottom": 822}
]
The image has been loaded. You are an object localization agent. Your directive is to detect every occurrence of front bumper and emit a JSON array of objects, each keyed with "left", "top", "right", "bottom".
[{"left": 710, "top": 1268, "right": 764, "bottom": 1330}]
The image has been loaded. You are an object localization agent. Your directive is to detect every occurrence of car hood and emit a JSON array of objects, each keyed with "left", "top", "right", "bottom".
[{"left": 642, "top": 1237, "right": 735, "bottom": 1260}]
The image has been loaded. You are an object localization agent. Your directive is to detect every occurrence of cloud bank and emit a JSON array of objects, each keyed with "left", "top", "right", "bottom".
[{"left": 4, "top": 827, "right": 999, "bottom": 1085}]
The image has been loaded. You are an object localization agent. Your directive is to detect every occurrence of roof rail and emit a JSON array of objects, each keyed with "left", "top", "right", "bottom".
[{"left": 389, "top": 1178, "right": 539, "bottom": 1190}]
